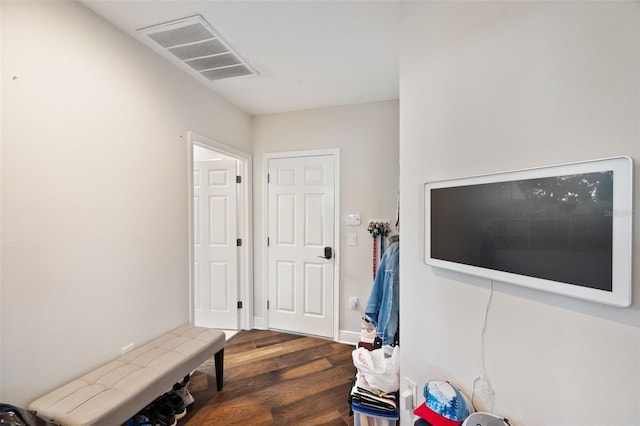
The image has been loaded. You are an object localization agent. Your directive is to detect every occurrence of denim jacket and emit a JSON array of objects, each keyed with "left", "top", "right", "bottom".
[{"left": 365, "top": 241, "right": 399, "bottom": 345}]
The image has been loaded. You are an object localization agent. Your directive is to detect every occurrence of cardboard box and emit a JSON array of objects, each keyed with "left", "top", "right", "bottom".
[{"left": 188, "top": 371, "right": 209, "bottom": 393}]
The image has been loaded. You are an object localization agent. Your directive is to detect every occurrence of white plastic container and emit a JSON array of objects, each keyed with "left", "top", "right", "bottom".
[{"left": 353, "top": 410, "right": 398, "bottom": 426}]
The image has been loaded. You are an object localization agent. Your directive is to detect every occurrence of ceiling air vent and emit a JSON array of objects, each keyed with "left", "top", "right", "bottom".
[{"left": 138, "top": 15, "right": 257, "bottom": 81}]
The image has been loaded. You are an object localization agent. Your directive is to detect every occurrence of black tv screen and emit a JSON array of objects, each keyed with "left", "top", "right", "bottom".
[
  {"left": 431, "top": 172, "right": 613, "bottom": 291},
  {"left": 424, "top": 157, "right": 633, "bottom": 307}
]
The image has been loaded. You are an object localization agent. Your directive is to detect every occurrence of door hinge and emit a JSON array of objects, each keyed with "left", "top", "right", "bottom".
[
  {"left": 267, "top": 173, "right": 270, "bottom": 183},
  {"left": 267, "top": 237, "right": 270, "bottom": 247},
  {"left": 267, "top": 300, "right": 270, "bottom": 310},
  {"left": 237, "top": 301, "right": 243, "bottom": 309},
  {"left": 236, "top": 175, "right": 242, "bottom": 184},
  {"left": 237, "top": 238, "right": 242, "bottom": 247}
]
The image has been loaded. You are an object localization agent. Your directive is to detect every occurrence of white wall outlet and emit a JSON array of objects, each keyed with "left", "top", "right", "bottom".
[
  {"left": 349, "top": 297, "right": 358, "bottom": 310},
  {"left": 348, "top": 233, "right": 357, "bottom": 246},
  {"left": 405, "top": 377, "right": 418, "bottom": 410},
  {"left": 400, "top": 390, "right": 414, "bottom": 412},
  {"left": 121, "top": 343, "right": 135, "bottom": 356}
]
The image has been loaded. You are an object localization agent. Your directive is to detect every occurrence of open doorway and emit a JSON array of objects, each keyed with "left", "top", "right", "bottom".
[{"left": 188, "top": 132, "right": 253, "bottom": 333}]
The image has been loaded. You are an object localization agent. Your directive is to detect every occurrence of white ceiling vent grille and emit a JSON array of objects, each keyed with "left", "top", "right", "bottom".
[{"left": 138, "top": 16, "right": 257, "bottom": 81}]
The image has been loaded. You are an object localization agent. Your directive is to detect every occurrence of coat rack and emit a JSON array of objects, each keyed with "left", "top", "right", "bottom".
[{"left": 367, "top": 220, "right": 391, "bottom": 279}]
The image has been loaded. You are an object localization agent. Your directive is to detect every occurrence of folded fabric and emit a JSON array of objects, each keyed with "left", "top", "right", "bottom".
[
  {"left": 353, "top": 398, "right": 396, "bottom": 413},
  {"left": 351, "top": 399, "right": 399, "bottom": 420},
  {"left": 354, "top": 384, "right": 396, "bottom": 401},
  {"left": 351, "top": 394, "right": 396, "bottom": 412},
  {"left": 353, "top": 371, "right": 397, "bottom": 398},
  {"left": 351, "top": 386, "right": 397, "bottom": 411}
]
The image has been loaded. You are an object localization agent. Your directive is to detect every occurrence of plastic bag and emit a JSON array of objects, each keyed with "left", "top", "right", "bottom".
[
  {"left": 0, "top": 404, "right": 59, "bottom": 426},
  {"left": 352, "top": 345, "right": 400, "bottom": 393}
]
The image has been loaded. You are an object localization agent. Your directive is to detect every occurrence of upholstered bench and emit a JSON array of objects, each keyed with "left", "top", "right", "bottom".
[{"left": 28, "top": 325, "right": 225, "bottom": 426}]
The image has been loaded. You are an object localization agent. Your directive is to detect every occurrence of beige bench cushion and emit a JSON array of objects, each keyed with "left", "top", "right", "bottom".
[{"left": 29, "top": 325, "right": 225, "bottom": 426}]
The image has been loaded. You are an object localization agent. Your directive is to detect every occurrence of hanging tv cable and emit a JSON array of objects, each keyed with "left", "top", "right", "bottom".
[{"left": 472, "top": 279, "right": 496, "bottom": 412}]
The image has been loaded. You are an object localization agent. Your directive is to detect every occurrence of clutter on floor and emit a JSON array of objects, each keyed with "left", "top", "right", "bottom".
[
  {"left": 122, "top": 374, "right": 194, "bottom": 426},
  {"left": 349, "top": 236, "right": 400, "bottom": 425}
]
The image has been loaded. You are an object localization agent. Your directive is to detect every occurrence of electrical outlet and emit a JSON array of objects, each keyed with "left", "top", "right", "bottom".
[
  {"left": 400, "top": 390, "right": 413, "bottom": 412},
  {"left": 349, "top": 297, "right": 358, "bottom": 310},
  {"left": 121, "top": 343, "right": 134, "bottom": 356},
  {"left": 406, "top": 377, "right": 418, "bottom": 410}
]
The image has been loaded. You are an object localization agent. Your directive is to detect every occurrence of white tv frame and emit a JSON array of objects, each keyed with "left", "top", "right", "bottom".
[{"left": 424, "top": 156, "right": 634, "bottom": 307}]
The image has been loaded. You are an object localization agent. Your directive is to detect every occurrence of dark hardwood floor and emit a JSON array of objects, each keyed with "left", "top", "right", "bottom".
[{"left": 180, "top": 329, "right": 356, "bottom": 425}]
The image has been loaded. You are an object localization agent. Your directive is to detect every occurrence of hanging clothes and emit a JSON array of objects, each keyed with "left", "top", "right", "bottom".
[{"left": 365, "top": 241, "right": 399, "bottom": 346}]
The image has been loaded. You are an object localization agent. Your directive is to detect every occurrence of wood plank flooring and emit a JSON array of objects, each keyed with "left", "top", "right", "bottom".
[{"left": 180, "top": 329, "right": 356, "bottom": 426}]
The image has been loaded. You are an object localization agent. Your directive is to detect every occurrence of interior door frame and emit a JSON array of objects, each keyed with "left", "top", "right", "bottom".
[
  {"left": 188, "top": 131, "right": 254, "bottom": 330},
  {"left": 263, "top": 148, "right": 341, "bottom": 341}
]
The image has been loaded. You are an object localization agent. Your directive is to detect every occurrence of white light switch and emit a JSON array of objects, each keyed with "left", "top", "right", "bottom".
[{"left": 348, "top": 233, "right": 357, "bottom": 246}]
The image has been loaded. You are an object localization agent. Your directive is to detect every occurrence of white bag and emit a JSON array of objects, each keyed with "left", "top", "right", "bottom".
[{"left": 352, "top": 345, "right": 400, "bottom": 393}]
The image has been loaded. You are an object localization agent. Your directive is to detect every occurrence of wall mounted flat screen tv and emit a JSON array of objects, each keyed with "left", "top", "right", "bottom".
[{"left": 424, "top": 157, "right": 633, "bottom": 307}]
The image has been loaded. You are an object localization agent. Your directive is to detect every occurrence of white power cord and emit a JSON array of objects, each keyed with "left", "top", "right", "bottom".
[
  {"left": 478, "top": 279, "right": 493, "bottom": 377},
  {"left": 472, "top": 280, "right": 496, "bottom": 412}
]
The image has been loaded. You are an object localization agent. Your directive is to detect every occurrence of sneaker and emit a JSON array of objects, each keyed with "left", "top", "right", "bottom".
[
  {"left": 156, "top": 392, "right": 186, "bottom": 420},
  {"left": 143, "top": 402, "right": 176, "bottom": 426},
  {"left": 122, "top": 414, "right": 152, "bottom": 426},
  {"left": 172, "top": 382, "right": 195, "bottom": 407}
]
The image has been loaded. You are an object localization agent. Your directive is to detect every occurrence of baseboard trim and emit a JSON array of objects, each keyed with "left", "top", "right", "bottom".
[
  {"left": 250, "top": 320, "right": 359, "bottom": 346},
  {"left": 338, "top": 330, "right": 360, "bottom": 346}
]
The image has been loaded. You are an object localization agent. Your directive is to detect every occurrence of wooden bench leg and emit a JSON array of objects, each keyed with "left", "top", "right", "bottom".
[{"left": 214, "top": 348, "right": 224, "bottom": 391}]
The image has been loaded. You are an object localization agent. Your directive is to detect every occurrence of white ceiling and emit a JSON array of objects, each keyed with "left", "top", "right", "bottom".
[{"left": 82, "top": 1, "right": 400, "bottom": 116}]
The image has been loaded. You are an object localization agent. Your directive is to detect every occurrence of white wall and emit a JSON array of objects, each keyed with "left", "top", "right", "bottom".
[
  {"left": 251, "top": 101, "right": 399, "bottom": 340},
  {"left": 399, "top": 2, "right": 639, "bottom": 425},
  {"left": 0, "top": 1, "right": 250, "bottom": 406}
]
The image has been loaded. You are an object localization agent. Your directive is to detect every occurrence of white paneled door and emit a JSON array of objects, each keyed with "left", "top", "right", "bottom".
[
  {"left": 194, "top": 158, "right": 238, "bottom": 329},
  {"left": 267, "top": 154, "right": 335, "bottom": 338}
]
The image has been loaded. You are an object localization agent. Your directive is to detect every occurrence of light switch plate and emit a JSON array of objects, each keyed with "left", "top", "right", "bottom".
[{"left": 349, "top": 297, "right": 358, "bottom": 310}]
